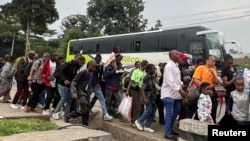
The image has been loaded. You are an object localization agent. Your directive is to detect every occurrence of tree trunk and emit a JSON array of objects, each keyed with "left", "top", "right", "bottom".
[{"left": 25, "top": 19, "right": 30, "bottom": 55}]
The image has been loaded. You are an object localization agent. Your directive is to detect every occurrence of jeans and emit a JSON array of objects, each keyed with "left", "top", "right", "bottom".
[
  {"left": 137, "top": 103, "right": 156, "bottom": 128},
  {"left": 39, "top": 89, "right": 46, "bottom": 105},
  {"left": 105, "top": 88, "right": 123, "bottom": 115},
  {"left": 163, "top": 97, "right": 181, "bottom": 135},
  {"left": 93, "top": 85, "right": 108, "bottom": 115},
  {"left": 55, "top": 84, "right": 72, "bottom": 116}
]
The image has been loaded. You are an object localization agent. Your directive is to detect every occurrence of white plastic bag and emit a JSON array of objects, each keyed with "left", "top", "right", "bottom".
[
  {"left": 118, "top": 96, "right": 132, "bottom": 121},
  {"left": 243, "top": 68, "right": 250, "bottom": 89}
]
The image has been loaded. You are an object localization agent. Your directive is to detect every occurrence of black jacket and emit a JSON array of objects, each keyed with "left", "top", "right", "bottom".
[
  {"left": 71, "top": 69, "right": 92, "bottom": 97},
  {"left": 57, "top": 60, "right": 80, "bottom": 87}
]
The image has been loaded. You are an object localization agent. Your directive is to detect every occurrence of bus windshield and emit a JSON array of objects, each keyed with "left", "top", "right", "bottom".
[{"left": 205, "top": 32, "right": 225, "bottom": 69}]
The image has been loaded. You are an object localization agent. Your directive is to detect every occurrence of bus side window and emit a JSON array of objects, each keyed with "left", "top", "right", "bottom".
[
  {"left": 70, "top": 45, "right": 74, "bottom": 55},
  {"left": 189, "top": 42, "right": 204, "bottom": 63},
  {"left": 161, "top": 38, "right": 177, "bottom": 51},
  {"left": 135, "top": 41, "right": 140, "bottom": 52},
  {"left": 96, "top": 44, "right": 100, "bottom": 53}
]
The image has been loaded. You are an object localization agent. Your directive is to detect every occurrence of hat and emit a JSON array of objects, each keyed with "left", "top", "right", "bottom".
[{"left": 179, "top": 52, "right": 188, "bottom": 60}]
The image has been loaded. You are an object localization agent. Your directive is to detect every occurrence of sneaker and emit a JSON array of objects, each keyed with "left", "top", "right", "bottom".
[
  {"left": 144, "top": 127, "right": 155, "bottom": 133},
  {"left": 131, "top": 123, "right": 137, "bottom": 128},
  {"left": 103, "top": 113, "right": 113, "bottom": 121},
  {"left": 42, "top": 110, "right": 50, "bottom": 115},
  {"left": 20, "top": 106, "right": 25, "bottom": 110},
  {"left": 50, "top": 107, "right": 55, "bottom": 113},
  {"left": 52, "top": 112, "right": 60, "bottom": 120},
  {"left": 135, "top": 120, "right": 143, "bottom": 131},
  {"left": 10, "top": 104, "right": 19, "bottom": 109},
  {"left": 37, "top": 103, "right": 44, "bottom": 108}
]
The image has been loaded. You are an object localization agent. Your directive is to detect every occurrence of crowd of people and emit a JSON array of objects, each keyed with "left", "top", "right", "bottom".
[{"left": 0, "top": 48, "right": 249, "bottom": 140}]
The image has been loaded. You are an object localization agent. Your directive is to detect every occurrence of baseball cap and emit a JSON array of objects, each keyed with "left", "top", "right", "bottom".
[{"left": 179, "top": 52, "right": 188, "bottom": 60}]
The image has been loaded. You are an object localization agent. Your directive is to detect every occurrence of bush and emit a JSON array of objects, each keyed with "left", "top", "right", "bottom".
[
  {"left": 0, "top": 118, "right": 58, "bottom": 136},
  {"left": 236, "top": 62, "right": 250, "bottom": 70}
]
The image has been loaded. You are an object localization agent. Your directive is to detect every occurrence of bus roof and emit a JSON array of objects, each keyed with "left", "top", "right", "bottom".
[{"left": 70, "top": 25, "right": 211, "bottom": 42}]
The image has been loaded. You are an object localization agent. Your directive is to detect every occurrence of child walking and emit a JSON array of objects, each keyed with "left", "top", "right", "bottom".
[
  {"left": 197, "top": 82, "right": 214, "bottom": 124},
  {"left": 135, "top": 64, "right": 157, "bottom": 132}
]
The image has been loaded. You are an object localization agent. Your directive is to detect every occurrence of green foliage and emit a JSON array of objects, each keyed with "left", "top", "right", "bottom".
[
  {"left": 59, "top": 14, "right": 102, "bottom": 58},
  {"left": 87, "top": 0, "right": 148, "bottom": 35},
  {"left": 236, "top": 62, "right": 250, "bottom": 70},
  {"left": 0, "top": 0, "right": 59, "bottom": 35},
  {"left": 61, "top": 14, "right": 101, "bottom": 38},
  {"left": 150, "top": 19, "right": 162, "bottom": 31},
  {"left": 30, "top": 38, "right": 57, "bottom": 57},
  {"left": 0, "top": 0, "right": 59, "bottom": 53},
  {"left": 0, "top": 118, "right": 58, "bottom": 136}
]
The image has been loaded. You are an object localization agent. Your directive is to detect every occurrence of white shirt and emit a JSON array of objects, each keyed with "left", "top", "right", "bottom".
[
  {"left": 78, "top": 65, "right": 87, "bottom": 73},
  {"left": 197, "top": 93, "right": 214, "bottom": 123},
  {"left": 161, "top": 60, "right": 182, "bottom": 99},
  {"left": 231, "top": 89, "right": 250, "bottom": 121},
  {"left": 50, "top": 60, "right": 56, "bottom": 88}
]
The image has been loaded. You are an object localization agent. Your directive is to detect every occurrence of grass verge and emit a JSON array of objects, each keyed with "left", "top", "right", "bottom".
[{"left": 0, "top": 118, "right": 59, "bottom": 136}]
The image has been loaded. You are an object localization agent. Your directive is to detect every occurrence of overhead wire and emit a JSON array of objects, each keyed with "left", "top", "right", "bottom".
[{"left": 147, "top": 4, "right": 250, "bottom": 28}]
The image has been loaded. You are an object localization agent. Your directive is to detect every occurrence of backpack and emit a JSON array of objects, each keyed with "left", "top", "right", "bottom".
[
  {"left": 23, "top": 59, "right": 42, "bottom": 79},
  {"left": 13, "top": 56, "right": 26, "bottom": 70},
  {"left": 23, "top": 62, "right": 34, "bottom": 79}
]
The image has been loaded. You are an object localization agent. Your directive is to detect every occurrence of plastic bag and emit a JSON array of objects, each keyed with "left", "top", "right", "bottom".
[
  {"left": 118, "top": 96, "right": 132, "bottom": 121},
  {"left": 243, "top": 68, "right": 250, "bottom": 89}
]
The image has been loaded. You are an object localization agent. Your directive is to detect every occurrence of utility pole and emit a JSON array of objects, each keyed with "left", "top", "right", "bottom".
[{"left": 11, "top": 32, "right": 15, "bottom": 56}]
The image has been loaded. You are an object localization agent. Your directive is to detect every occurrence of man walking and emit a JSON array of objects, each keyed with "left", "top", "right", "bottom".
[{"left": 161, "top": 50, "right": 187, "bottom": 140}]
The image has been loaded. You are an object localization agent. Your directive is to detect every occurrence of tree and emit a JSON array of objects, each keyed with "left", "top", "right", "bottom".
[
  {"left": 61, "top": 14, "right": 101, "bottom": 38},
  {"left": 0, "top": 14, "right": 25, "bottom": 57},
  {"left": 57, "top": 14, "right": 102, "bottom": 58},
  {"left": 87, "top": 0, "right": 148, "bottom": 35},
  {"left": 0, "top": 0, "right": 59, "bottom": 53},
  {"left": 150, "top": 19, "right": 162, "bottom": 31}
]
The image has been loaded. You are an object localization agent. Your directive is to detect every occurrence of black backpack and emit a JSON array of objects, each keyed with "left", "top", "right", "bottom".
[
  {"left": 23, "top": 62, "right": 33, "bottom": 79},
  {"left": 23, "top": 59, "right": 42, "bottom": 79}
]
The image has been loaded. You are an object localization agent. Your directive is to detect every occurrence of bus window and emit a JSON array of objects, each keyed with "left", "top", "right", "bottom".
[
  {"left": 189, "top": 42, "right": 204, "bottom": 63},
  {"left": 135, "top": 41, "right": 141, "bottom": 52},
  {"left": 96, "top": 44, "right": 100, "bottom": 53},
  {"left": 114, "top": 41, "right": 133, "bottom": 53},
  {"left": 139, "top": 39, "right": 159, "bottom": 52},
  {"left": 161, "top": 37, "right": 177, "bottom": 51},
  {"left": 70, "top": 45, "right": 82, "bottom": 54},
  {"left": 98, "top": 41, "right": 113, "bottom": 53}
]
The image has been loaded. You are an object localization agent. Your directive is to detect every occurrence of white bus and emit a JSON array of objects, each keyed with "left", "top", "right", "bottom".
[{"left": 66, "top": 25, "right": 226, "bottom": 70}]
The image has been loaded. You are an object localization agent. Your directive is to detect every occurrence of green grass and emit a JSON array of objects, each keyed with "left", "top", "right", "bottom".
[{"left": 0, "top": 118, "right": 59, "bottom": 136}]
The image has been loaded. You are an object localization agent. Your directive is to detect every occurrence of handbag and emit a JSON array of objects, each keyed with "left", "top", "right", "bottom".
[
  {"left": 214, "top": 85, "right": 227, "bottom": 98},
  {"left": 182, "top": 79, "right": 200, "bottom": 106}
]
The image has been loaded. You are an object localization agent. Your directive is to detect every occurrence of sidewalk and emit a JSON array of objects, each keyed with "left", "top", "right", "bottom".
[
  {"left": 0, "top": 84, "right": 227, "bottom": 141},
  {"left": 0, "top": 85, "right": 111, "bottom": 141}
]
